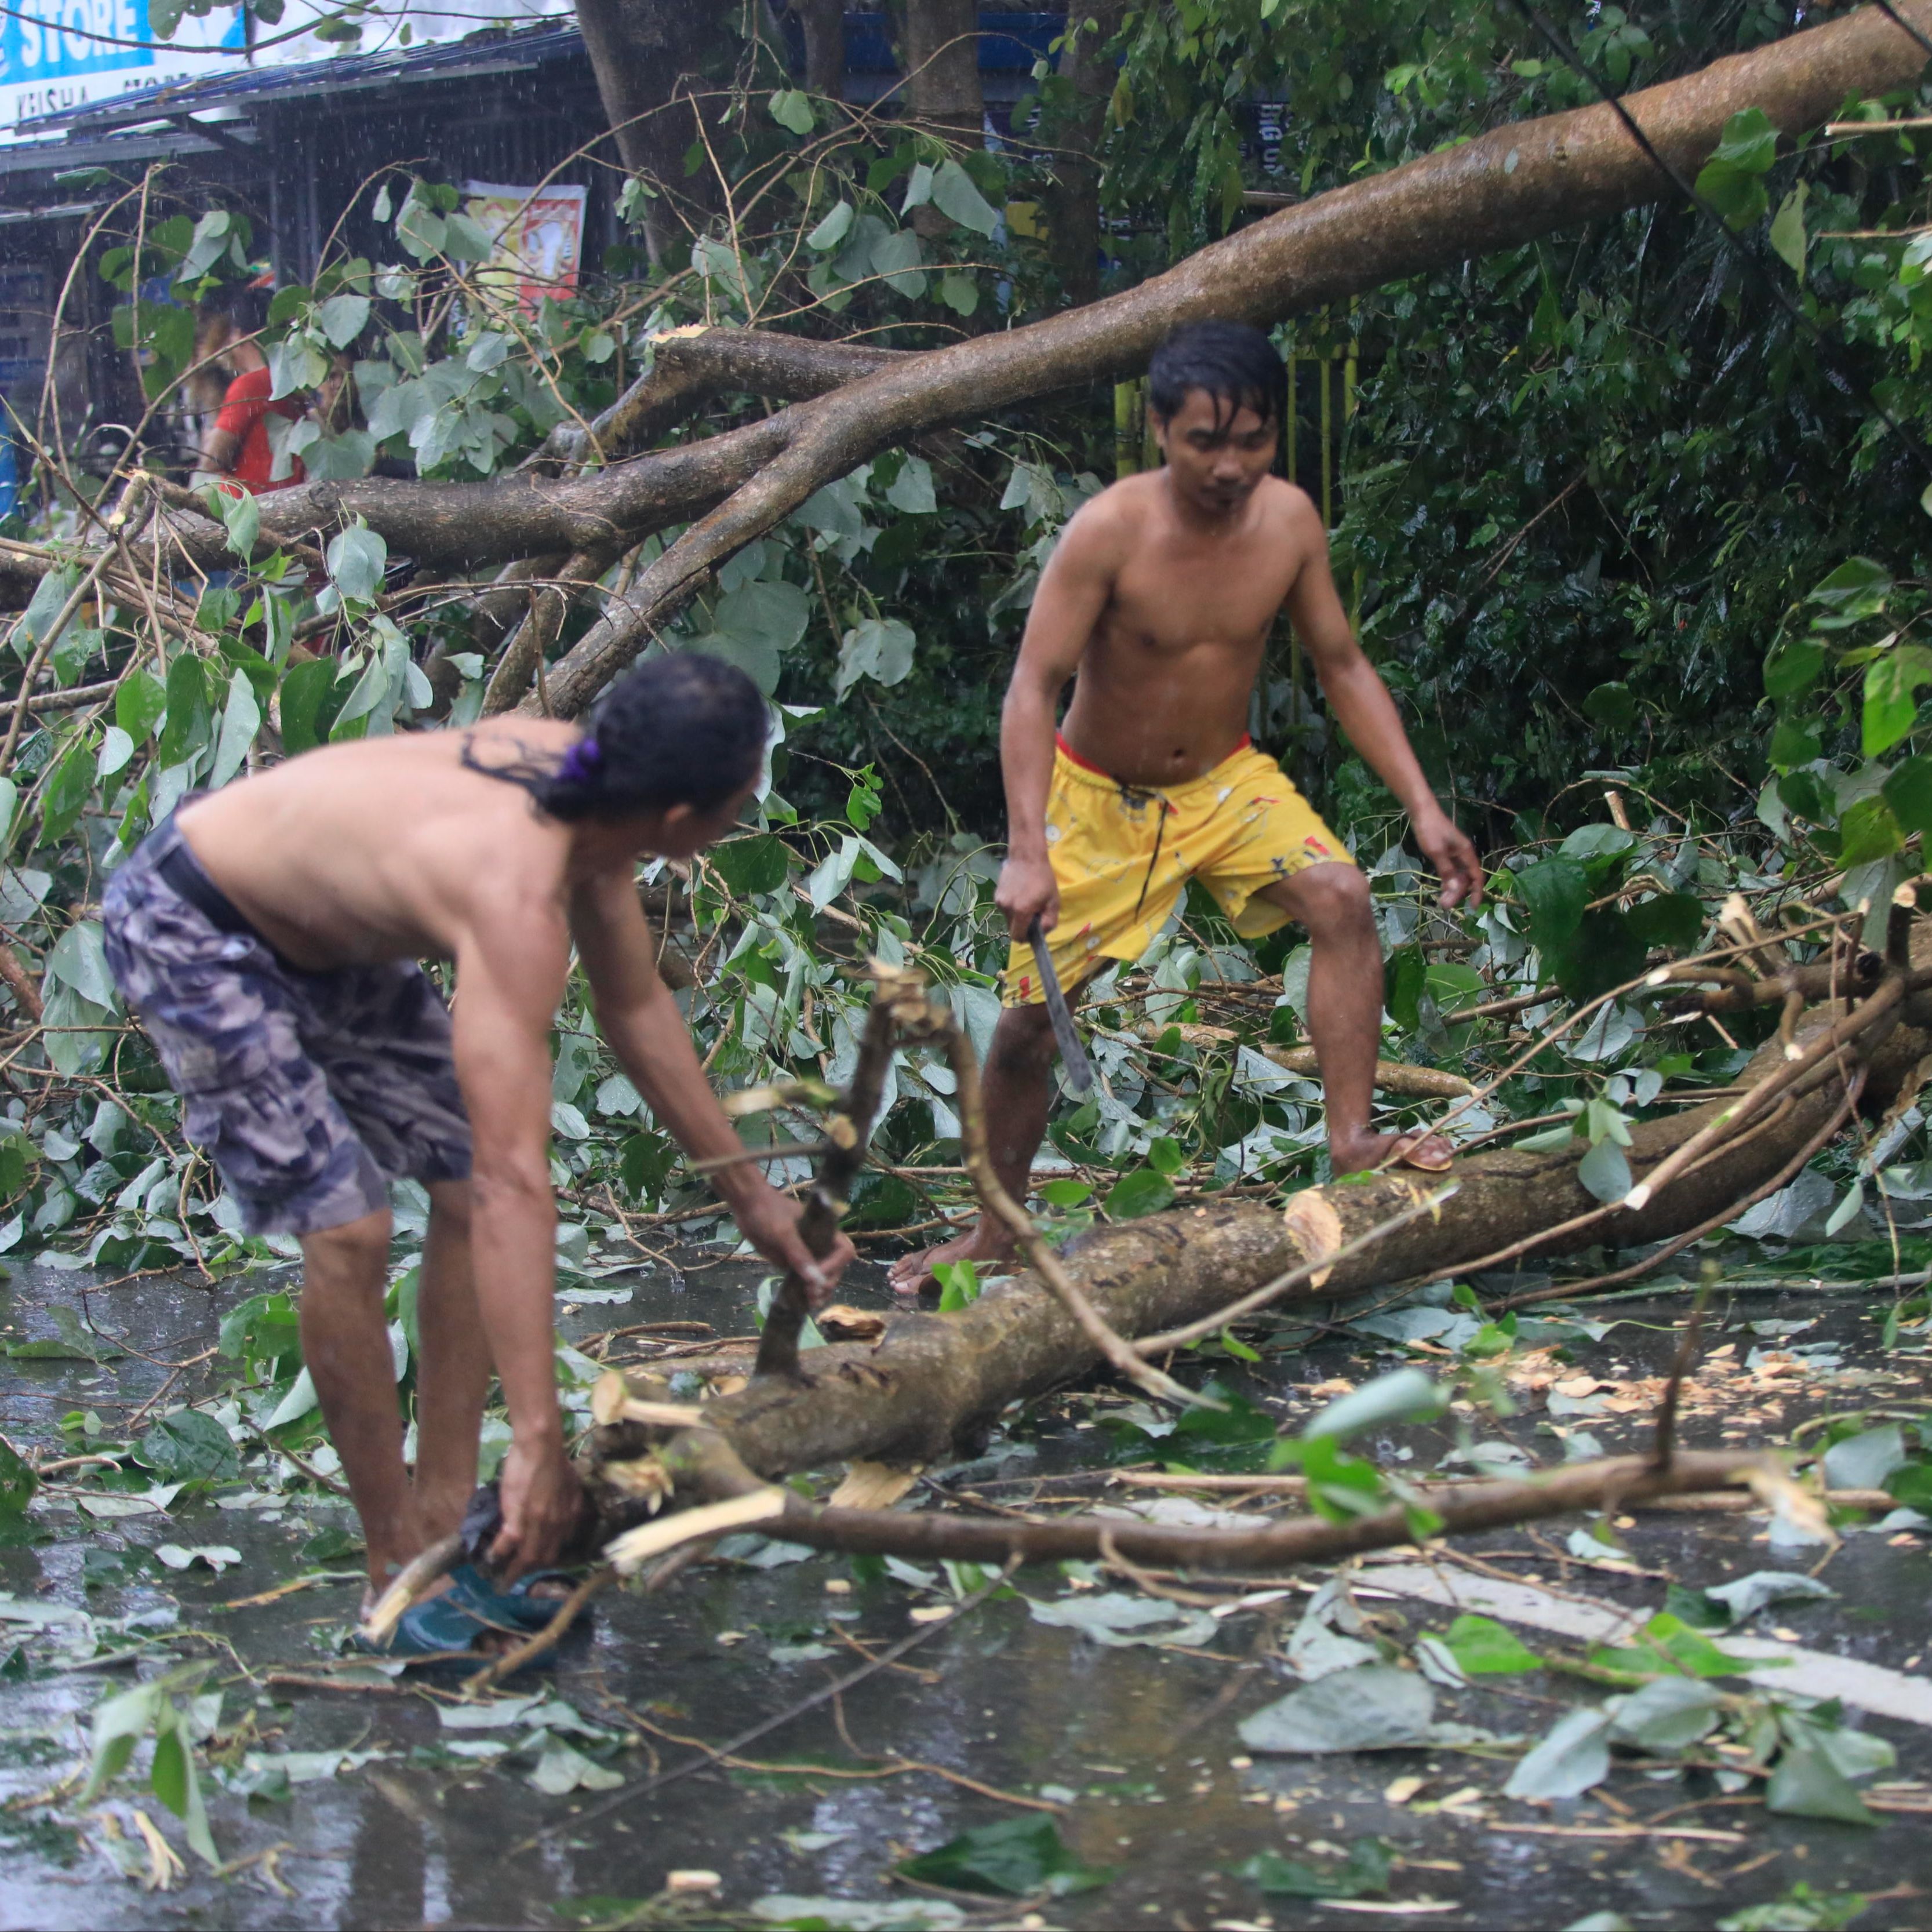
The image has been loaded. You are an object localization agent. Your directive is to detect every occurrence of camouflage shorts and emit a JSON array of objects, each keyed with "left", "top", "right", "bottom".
[{"left": 102, "top": 813, "right": 471, "bottom": 1236}]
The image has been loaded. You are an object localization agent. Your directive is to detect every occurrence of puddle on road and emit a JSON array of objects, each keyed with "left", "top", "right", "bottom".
[{"left": 0, "top": 1253, "right": 1928, "bottom": 1929}]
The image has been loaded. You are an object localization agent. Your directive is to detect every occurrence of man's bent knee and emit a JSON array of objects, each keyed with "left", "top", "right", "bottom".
[
  {"left": 1282, "top": 863, "right": 1374, "bottom": 937},
  {"left": 300, "top": 1206, "right": 392, "bottom": 1283}
]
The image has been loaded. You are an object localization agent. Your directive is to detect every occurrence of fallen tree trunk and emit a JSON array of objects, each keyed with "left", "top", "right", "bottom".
[
  {"left": 585, "top": 941, "right": 1931, "bottom": 1488},
  {"left": 535, "top": 1, "right": 1932, "bottom": 714},
  {"left": 116, "top": 8, "right": 1932, "bottom": 628}
]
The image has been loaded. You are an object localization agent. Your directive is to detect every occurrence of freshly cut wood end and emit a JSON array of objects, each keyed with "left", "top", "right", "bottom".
[
  {"left": 602, "top": 1455, "right": 674, "bottom": 1509},
  {"left": 816, "top": 1303, "right": 888, "bottom": 1344},
  {"left": 829, "top": 1460, "right": 922, "bottom": 1509},
  {"left": 605, "top": 1489, "right": 788, "bottom": 1575},
  {"left": 590, "top": 1373, "right": 709, "bottom": 1431},
  {"left": 1282, "top": 1191, "right": 1344, "bottom": 1289},
  {"left": 590, "top": 1369, "right": 630, "bottom": 1428}
]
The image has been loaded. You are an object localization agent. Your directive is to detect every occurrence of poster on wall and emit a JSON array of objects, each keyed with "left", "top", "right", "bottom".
[
  {"left": 0, "top": 0, "right": 248, "bottom": 137},
  {"left": 461, "top": 180, "right": 587, "bottom": 315}
]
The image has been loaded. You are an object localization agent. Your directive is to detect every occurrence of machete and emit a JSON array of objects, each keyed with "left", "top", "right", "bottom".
[{"left": 1028, "top": 914, "right": 1094, "bottom": 1096}]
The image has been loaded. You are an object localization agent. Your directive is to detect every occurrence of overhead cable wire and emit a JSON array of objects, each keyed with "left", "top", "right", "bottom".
[{"left": 1506, "top": 0, "right": 1932, "bottom": 490}]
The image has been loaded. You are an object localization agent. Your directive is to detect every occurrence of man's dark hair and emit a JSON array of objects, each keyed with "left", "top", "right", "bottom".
[
  {"left": 1147, "top": 319, "right": 1287, "bottom": 432},
  {"left": 465, "top": 651, "right": 768, "bottom": 821}
]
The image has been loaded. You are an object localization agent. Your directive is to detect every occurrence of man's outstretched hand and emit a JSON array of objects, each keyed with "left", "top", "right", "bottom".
[
  {"left": 1414, "top": 809, "right": 1483, "bottom": 911},
  {"left": 737, "top": 1184, "right": 856, "bottom": 1309},
  {"left": 490, "top": 1432, "right": 586, "bottom": 1579}
]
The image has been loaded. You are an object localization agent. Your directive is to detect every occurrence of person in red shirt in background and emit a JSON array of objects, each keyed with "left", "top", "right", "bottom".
[{"left": 198, "top": 283, "right": 304, "bottom": 496}]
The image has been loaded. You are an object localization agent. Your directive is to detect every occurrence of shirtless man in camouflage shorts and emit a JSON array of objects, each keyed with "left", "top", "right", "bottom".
[{"left": 104, "top": 653, "right": 851, "bottom": 1654}]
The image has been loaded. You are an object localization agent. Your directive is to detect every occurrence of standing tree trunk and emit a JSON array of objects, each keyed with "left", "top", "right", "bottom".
[
  {"left": 901, "top": 0, "right": 983, "bottom": 140},
  {"left": 1043, "top": 0, "right": 1127, "bottom": 307},
  {"left": 799, "top": 0, "right": 846, "bottom": 97},
  {"left": 573, "top": 0, "right": 737, "bottom": 264}
]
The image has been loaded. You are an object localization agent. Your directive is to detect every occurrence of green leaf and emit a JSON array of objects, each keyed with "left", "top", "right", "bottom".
[
  {"left": 1503, "top": 1706, "right": 1613, "bottom": 1800},
  {"left": 835, "top": 618, "right": 916, "bottom": 698},
  {"left": 1304, "top": 1367, "right": 1446, "bottom": 1440},
  {"left": 140, "top": 1409, "right": 241, "bottom": 1483},
  {"left": 1104, "top": 1168, "right": 1174, "bottom": 1219},
  {"left": 768, "top": 88, "right": 816, "bottom": 136},
  {"left": 1836, "top": 795, "right": 1902, "bottom": 868},
  {"left": 1769, "top": 717, "right": 1821, "bottom": 769},
  {"left": 37, "top": 739, "right": 94, "bottom": 848},
  {"left": 218, "top": 1291, "right": 301, "bottom": 1369},
  {"left": 82, "top": 1679, "right": 165, "bottom": 1802},
  {"left": 46, "top": 919, "right": 117, "bottom": 1010},
  {"left": 156, "top": 652, "right": 209, "bottom": 769},
  {"left": 934, "top": 1259, "right": 980, "bottom": 1312},
  {"left": 315, "top": 292, "right": 371, "bottom": 349},
  {"left": 1770, "top": 181, "right": 1809, "bottom": 279},
  {"left": 931, "top": 157, "right": 1001, "bottom": 237},
  {"left": 219, "top": 485, "right": 259, "bottom": 561},
  {"left": 1237, "top": 1836, "right": 1391, "bottom": 1899},
  {"left": 1517, "top": 857, "right": 1588, "bottom": 950},
  {"left": 1148, "top": 1135, "right": 1185, "bottom": 1177},
  {"left": 1440, "top": 1613, "right": 1541, "bottom": 1675},
  {"left": 1811, "top": 556, "right": 1891, "bottom": 614},
  {"left": 1713, "top": 106, "right": 1780, "bottom": 173},
  {"left": 884, "top": 454, "right": 937, "bottom": 515},
  {"left": 116, "top": 670, "right": 168, "bottom": 746},
  {"left": 326, "top": 523, "right": 387, "bottom": 605},
  {"left": 1581, "top": 681, "right": 1637, "bottom": 731},
  {"left": 896, "top": 1817, "right": 1114, "bottom": 1897},
  {"left": 1549, "top": 907, "right": 1646, "bottom": 1005},
  {"left": 1764, "top": 638, "right": 1827, "bottom": 701},
  {"left": 1864, "top": 644, "right": 1932, "bottom": 756},
  {"left": 805, "top": 201, "right": 854, "bottom": 251},
  {"left": 1884, "top": 755, "right": 1932, "bottom": 836},
  {"left": 1623, "top": 893, "right": 1704, "bottom": 952},
  {"left": 208, "top": 668, "right": 262, "bottom": 790},
  {"left": 938, "top": 270, "right": 980, "bottom": 316},
  {"left": 1384, "top": 944, "right": 1425, "bottom": 1032},
  {"left": 709, "top": 834, "right": 791, "bottom": 899},
  {"left": 1038, "top": 1178, "right": 1092, "bottom": 1207},
  {"left": 276, "top": 656, "right": 343, "bottom": 757},
  {"left": 1766, "top": 1744, "right": 1876, "bottom": 1825},
  {"left": 0, "top": 1436, "right": 37, "bottom": 1516},
  {"left": 1577, "top": 1137, "right": 1632, "bottom": 1205},
  {"left": 618, "top": 1130, "right": 673, "bottom": 1201}
]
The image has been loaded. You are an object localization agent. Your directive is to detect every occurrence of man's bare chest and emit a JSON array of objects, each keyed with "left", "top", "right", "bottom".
[{"left": 1107, "top": 542, "right": 1300, "bottom": 651}]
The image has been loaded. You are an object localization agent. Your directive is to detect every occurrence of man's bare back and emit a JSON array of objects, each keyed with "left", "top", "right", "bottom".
[
  {"left": 1056, "top": 470, "right": 1323, "bottom": 788},
  {"left": 178, "top": 718, "right": 585, "bottom": 973}
]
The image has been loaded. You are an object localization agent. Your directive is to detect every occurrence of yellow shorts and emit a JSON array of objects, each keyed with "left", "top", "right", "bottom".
[{"left": 1001, "top": 735, "right": 1354, "bottom": 1007}]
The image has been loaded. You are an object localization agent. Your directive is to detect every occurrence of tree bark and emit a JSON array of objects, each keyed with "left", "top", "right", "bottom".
[
  {"left": 798, "top": 0, "right": 845, "bottom": 97},
  {"left": 572, "top": 0, "right": 736, "bottom": 263},
  {"left": 900, "top": 0, "right": 982, "bottom": 140},
  {"left": 1042, "top": 0, "right": 1127, "bottom": 307}
]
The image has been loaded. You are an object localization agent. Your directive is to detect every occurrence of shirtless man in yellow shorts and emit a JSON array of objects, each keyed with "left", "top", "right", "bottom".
[{"left": 891, "top": 319, "right": 1482, "bottom": 1295}]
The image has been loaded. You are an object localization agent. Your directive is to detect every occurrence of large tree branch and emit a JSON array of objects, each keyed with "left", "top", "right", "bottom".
[{"left": 534, "top": 1, "right": 1932, "bottom": 712}]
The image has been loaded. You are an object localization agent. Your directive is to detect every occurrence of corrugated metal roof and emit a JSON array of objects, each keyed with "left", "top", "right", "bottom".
[{"left": 20, "top": 21, "right": 583, "bottom": 136}]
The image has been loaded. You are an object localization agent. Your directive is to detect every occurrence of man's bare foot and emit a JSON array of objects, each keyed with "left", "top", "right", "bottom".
[
  {"left": 1330, "top": 1127, "right": 1456, "bottom": 1177},
  {"left": 887, "top": 1220, "right": 1018, "bottom": 1297}
]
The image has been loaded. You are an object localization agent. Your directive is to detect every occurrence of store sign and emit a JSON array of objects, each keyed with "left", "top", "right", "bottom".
[{"left": 0, "top": 0, "right": 248, "bottom": 136}]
